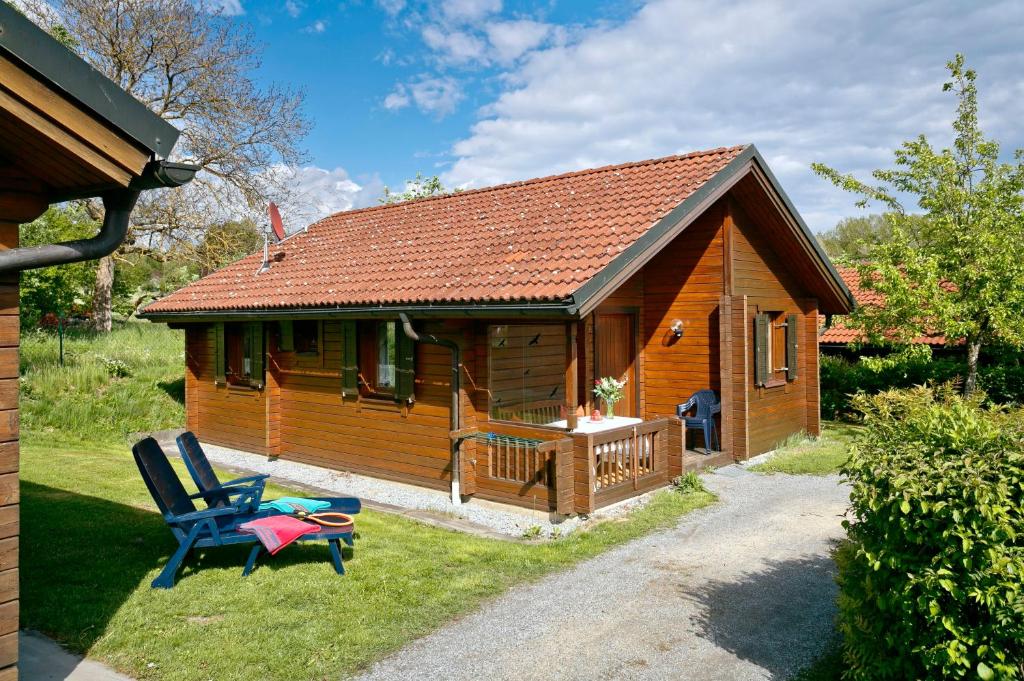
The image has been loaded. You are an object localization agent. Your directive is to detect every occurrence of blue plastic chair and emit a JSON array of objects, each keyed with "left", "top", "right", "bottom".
[
  {"left": 133, "top": 437, "right": 354, "bottom": 588},
  {"left": 176, "top": 431, "right": 269, "bottom": 510},
  {"left": 676, "top": 390, "right": 721, "bottom": 453},
  {"left": 175, "top": 432, "right": 363, "bottom": 516}
]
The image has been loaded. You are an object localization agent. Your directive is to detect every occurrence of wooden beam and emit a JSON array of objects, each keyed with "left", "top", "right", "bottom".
[{"left": 565, "top": 321, "right": 578, "bottom": 429}]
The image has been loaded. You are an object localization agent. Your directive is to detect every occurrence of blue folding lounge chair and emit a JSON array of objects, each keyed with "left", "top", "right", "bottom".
[
  {"left": 133, "top": 437, "right": 354, "bottom": 589},
  {"left": 175, "top": 431, "right": 362, "bottom": 516},
  {"left": 676, "top": 390, "right": 721, "bottom": 453}
]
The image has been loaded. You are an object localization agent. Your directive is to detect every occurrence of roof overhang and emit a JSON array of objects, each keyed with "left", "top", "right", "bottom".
[
  {"left": 0, "top": 1, "right": 180, "bottom": 159},
  {"left": 140, "top": 300, "right": 578, "bottom": 324}
]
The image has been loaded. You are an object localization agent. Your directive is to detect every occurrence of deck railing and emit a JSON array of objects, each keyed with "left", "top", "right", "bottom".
[
  {"left": 573, "top": 418, "right": 670, "bottom": 512},
  {"left": 486, "top": 435, "right": 552, "bottom": 486}
]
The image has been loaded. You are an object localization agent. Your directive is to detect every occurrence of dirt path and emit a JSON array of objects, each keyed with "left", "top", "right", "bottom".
[{"left": 354, "top": 467, "right": 849, "bottom": 681}]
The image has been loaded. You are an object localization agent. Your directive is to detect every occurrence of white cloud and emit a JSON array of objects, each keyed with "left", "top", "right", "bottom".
[
  {"left": 284, "top": 0, "right": 304, "bottom": 18},
  {"left": 384, "top": 76, "right": 463, "bottom": 117},
  {"left": 383, "top": 86, "right": 411, "bottom": 110},
  {"left": 485, "top": 20, "right": 552, "bottom": 64},
  {"left": 376, "top": 0, "right": 406, "bottom": 17},
  {"left": 444, "top": 0, "right": 1024, "bottom": 232},
  {"left": 209, "top": 0, "right": 244, "bottom": 16},
  {"left": 440, "top": 0, "right": 502, "bottom": 24},
  {"left": 302, "top": 19, "right": 327, "bottom": 34},
  {"left": 421, "top": 25, "right": 488, "bottom": 64},
  {"left": 262, "top": 166, "right": 382, "bottom": 230}
]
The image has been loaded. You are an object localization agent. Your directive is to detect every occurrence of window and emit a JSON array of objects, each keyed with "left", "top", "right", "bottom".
[
  {"left": 755, "top": 311, "right": 798, "bottom": 387},
  {"left": 294, "top": 320, "right": 319, "bottom": 355},
  {"left": 225, "top": 323, "right": 250, "bottom": 385},
  {"left": 359, "top": 321, "right": 397, "bottom": 396},
  {"left": 488, "top": 324, "right": 565, "bottom": 424},
  {"left": 216, "top": 322, "right": 264, "bottom": 389}
]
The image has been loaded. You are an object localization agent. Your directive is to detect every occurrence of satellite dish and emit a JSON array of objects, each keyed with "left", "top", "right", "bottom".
[{"left": 267, "top": 201, "right": 286, "bottom": 243}]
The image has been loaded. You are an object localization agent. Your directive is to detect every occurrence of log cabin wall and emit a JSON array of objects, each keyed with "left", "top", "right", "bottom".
[
  {"left": 730, "top": 197, "right": 819, "bottom": 455},
  {"left": 274, "top": 320, "right": 464, "bottom": 492},
  {"left": 637, "top": 202, "right": 727, "bottom": 422},
  {"left": 186, "top": 326, "right": 268, "bottom": 454},
  {"left": 0, "top": 220, "right": 19, "bottom": 677}
]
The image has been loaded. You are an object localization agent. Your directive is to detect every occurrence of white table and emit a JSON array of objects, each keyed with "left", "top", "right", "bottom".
[{"left": 546, "top": 416, "right": 643, "bottom": 434}]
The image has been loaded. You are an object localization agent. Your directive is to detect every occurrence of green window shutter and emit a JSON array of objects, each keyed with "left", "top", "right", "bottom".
[
  {"left": 341, "top": 320, "right": 358, "bottom": 396},
  {"left": 248, "top": 322, "right": 265, "bottom": 389},
  {"left": 395, "top": 328, "right": 416, "bottom": 403},
  {"left": 754, "top": 313, "right": 769, "bottom": 387},
  {"left": 786, "top": 313, "right": 799, "bottom": 381},
  {"left": 214, "top": 323, "right": 226, "bottom": 384},
  {"left": 278, "top": 320, "right": 294, "bottom": 352}
]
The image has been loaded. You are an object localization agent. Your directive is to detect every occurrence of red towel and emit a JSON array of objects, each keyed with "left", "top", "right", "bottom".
[{"left": 238, "top": 515, "right": 320, "bottom": 555}]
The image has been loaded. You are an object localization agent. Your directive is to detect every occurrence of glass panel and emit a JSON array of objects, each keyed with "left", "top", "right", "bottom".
[
  {"left": 376, "top": 320, "right": 396, "bottom": 389},
  {"left": 488, "top": 324, "right": 565, "bottom": 425}
]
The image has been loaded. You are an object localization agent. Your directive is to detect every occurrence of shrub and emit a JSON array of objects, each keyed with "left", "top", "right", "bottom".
[
  {"left": 671, "top": 471, "right": 706, "bottom": 494},
  {"left": 819, "top": 347, "right": 1024, "bottom": 421},
  {"left": 838, "top": 386, "right": 1024, "bottom": 680}
]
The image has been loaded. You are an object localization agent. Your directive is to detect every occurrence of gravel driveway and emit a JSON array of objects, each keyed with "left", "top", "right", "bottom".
[{"left": 354, "top": 467, "right": 850, "bottom": 681}]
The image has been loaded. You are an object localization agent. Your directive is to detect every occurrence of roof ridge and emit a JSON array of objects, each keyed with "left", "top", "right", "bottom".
[{"left": 309, "top": 144, "right": 749, "bottom": 228}]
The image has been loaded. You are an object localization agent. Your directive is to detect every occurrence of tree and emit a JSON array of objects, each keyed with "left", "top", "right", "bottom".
[
  {"left": 19, "top": 206, "right": 98, "bottom": 327},
  {"left": 26, "top": 0, "right": 310, "bottom": 331},
  {"left": 813, "top": 55, "right": 1024, "bottom": 394},
  {"left": 818, "top": 214, "right": 893, "bottom": 261},
  {"left": 379, "top": 173, "right": 456, "bottom": 204},
  {"left": 192, "top": 219, "right": 265, "bottom": 276}
]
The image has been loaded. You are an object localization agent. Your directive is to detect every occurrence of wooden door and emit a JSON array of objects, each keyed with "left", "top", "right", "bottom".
[{"left": 594, "top": 312, "right": 638, "bottom": 418}]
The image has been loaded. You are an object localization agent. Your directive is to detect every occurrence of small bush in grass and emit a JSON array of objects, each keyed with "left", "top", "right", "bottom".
[
  {"left": 838, "top": 385, "right": 1024, "bottom": 680},
  {"left": 671, "top": 471, "right": 705, "bottom": 494}
]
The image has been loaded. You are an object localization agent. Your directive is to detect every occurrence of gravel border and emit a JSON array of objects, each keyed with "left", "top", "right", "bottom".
[{"left": 196, "top": 442, "right": 667, "bottom": 539}]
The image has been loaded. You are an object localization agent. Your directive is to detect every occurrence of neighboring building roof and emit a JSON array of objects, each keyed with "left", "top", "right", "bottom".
[
  {"left": 0, "top": 1, "right": 180, "bottom": 158},
  {"left": 821, "top": 266, "right": 950, "bottom": 346},
  {"left": 143, "top": 144, "right": 853, "bottom": 318}
]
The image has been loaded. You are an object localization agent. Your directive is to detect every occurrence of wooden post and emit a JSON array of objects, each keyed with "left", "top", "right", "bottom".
[
  {"left": 184, "top": 327, "right": 200, "bottom": 434},
  {"left": 565, "top": 322, "right": 578, "bottom": 429},
  {"left": 572, "top": 433, "right": 595, "bottom": 514},
  {"left": 718, "top": 294, "right": 733, "bottom": 458},
  {"left": 804, "top": 300, "right": 821, "bottom": 437},
  {"left": 265, "top": 325, "right": 282, "bottom": 458}
]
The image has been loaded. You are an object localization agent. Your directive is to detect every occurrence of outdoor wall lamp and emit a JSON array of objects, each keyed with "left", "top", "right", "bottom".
[{"left": 670, "top": 319, "right": 684, "bottom": 338}]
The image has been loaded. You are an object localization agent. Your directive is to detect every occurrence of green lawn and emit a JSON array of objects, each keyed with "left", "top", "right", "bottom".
[
  {"left": 21, "top": 439, "right": 715, "bottom": 681},
  {"left": 747, "top": 422, "right": 862, "bottom": 476}
]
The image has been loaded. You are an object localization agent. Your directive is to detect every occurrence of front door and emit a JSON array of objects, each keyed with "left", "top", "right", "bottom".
[{"left": 594, "top": 312, "right": 638, "bottom": 418}]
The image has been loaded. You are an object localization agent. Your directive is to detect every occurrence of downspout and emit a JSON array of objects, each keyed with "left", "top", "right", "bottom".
[
  {"left": 0, "top": 160, "right": 197, "bottom": 273},
  {"left": 399, "top": 312, "right": 462, "bottom": 506}
]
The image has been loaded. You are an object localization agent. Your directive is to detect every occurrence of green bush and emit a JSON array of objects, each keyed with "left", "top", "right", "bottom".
[
  {"left": 838, "top": 386, "right": 1024, "bottom": 680},
  {"left": 820, "top": 349, "right": 1024, "bottom": 420}
]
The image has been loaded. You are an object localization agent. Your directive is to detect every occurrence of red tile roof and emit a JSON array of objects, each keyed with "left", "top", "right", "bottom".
[
  {"left": 144, "top": 146, "right": 746, "bottom": 313},
  {"left": 820, "top": 266, "right": 951, "bottom": 346}
]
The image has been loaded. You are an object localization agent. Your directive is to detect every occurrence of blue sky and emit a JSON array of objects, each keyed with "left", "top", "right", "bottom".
[{"left": 212, "top": 0, "right": 1024, "bottom": 232}]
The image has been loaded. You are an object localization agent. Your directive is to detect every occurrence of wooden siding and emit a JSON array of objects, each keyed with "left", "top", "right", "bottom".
[
  {"left": 275, "top": 320, "right": 459, "bottom": 492},
  {"left": 730, "top": 197, "right": 818, "bottom": 455},
  {"left": 187, "top": 325, "right": 268, "bottom": 454},
  {"left": 639, "top": 203, "right": 725, "bottom": 421},
  {"left": 0, "top": 223, "right": 16, "bottom": 677}
]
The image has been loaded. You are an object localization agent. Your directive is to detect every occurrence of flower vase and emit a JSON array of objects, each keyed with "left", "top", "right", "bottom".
[{"left": 605, "top": 401, "right": 615, "bottom": 420}]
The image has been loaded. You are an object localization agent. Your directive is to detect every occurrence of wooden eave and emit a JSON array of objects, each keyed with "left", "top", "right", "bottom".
[{"left": 0, "top": 2, "right": 179, "bottom": 201}]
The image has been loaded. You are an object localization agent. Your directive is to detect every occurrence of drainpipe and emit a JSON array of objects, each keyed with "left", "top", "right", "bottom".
[
  {"left": 399, "top": 312, "right": 462, "bottom": 506},
  {"left": 0, "top": 160, "right": 197, "bottom": 273}
]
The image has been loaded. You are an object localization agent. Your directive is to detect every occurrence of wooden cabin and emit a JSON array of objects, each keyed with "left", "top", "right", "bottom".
[{"left": 142, "top": 145, "right": 853, "bottom": 515}]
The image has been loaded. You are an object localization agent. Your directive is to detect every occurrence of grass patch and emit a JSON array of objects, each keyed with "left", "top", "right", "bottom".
[
  {"left": 21, "top": 439, "right": 715, "bottom": 681},
  {"left": 747, "top": 421, "right": 862, "bottom": 476},
  {"left": 20, "top": 322, "right": 184, "bottom": 444}
]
